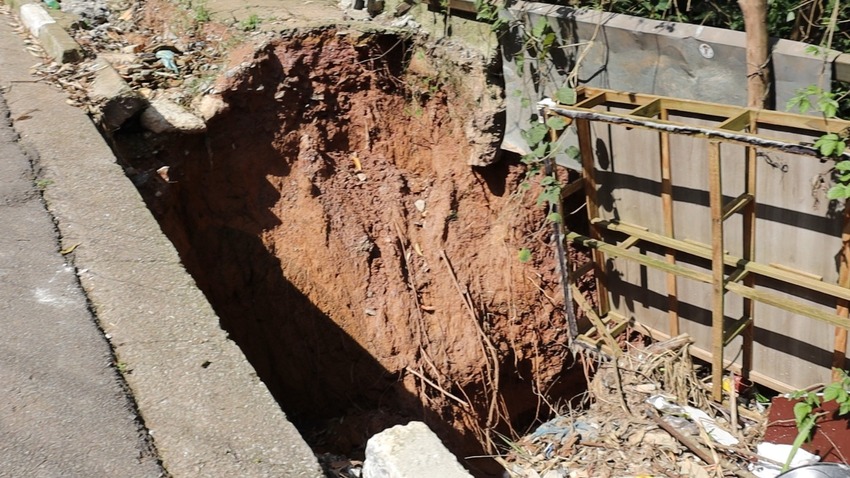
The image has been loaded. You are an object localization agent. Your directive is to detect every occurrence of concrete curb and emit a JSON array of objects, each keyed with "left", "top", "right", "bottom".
[
  {"left": 0, "top": 11, "right": 324, "bottom": 478},
  {"left": 8, "top": 0, "right": 81, "bottom": 63}
]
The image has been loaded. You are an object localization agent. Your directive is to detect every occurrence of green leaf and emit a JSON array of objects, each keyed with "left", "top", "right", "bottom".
[
  {"left": 547, "top": 212, "right": 562, "bottom": 223},
  {"left": 540, "top": 175, "right": 557, "bottom": 187},
  {"left": 837, "top": 173, "right": 850, "bottom": 182},
  {"left": 566, "top": 145, "right": 581, "bottom": 160},
  {"left": 828, "top": 185, "right": 849, "bottom": 200},
  {"left": 546, "top": 116, "right": 569, "bottom": 131},
  {"left": 555, "top": 86, "right": 577, "bottom": 105},
  {"left": 520, "top": 181, "right": 531, "bottom": 191},
  {"left": 835, "top": 160, "right": 850, "bottom": 171},
  {"left": 836, "top": 141, "right": 847, "bottom": 157},
  {"left": 518, "top": 248, "right": 532, "bottom": 263},
  {"left": 824, "top": 382, "right": 842, "bottom": 402},
  {"left": 531, "top": 141, "right": 549, "bottom": 159},
  {"left": 531, "top": 17, "right": 548, "bottom": 38},
  {"left": 786, "top": 11, "right": 795, "bottom": 22},
  {"left": 542, "top": 32, "right": 556, "bottom": 49},
  {"left": 841, "top": 401, "right": 850, "bottom": 417},
  {"left": 816, "top": 134, "right": 840, "bottom": 156},
  {"left": 794, "top": 401, "right": 812, "bottom": 427},
  {"left": 537, "top": 187, "right": 561, "bottom": 206},
  {"left": 521, "top": 123, "right": 549, "bottom": 146}
]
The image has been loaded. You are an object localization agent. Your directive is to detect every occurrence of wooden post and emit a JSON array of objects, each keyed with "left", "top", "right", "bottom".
[
  {"left": 833, "top": 200, "right": 850, "bottom": 380},
  {"left": 709, "top": 141, "right": 726, "bottom": 402},
  {"left": 577, "top": 118, "right": 610, "bottom": 316},
  {"left": 741, "top": 119, "right": 758, "bottom": 381},
  {"left": 659, "top": 108, "right": 679, "bottom": 336},
  {"left": 738, "top": 0, "right": 770, "bottom": 109}
]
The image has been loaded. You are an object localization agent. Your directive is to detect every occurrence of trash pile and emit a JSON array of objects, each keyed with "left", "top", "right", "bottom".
[{"left": 499, "top": 335, "right": 775, "bottom": 478}]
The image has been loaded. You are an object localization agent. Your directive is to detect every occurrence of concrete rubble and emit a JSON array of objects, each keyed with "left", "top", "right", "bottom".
[
  {"left": 362, "top": 422, "right": 473, "bottom": 478},
  {"left": 90, "top": 56, "right": 147, "bottom": 130},
  {"left": 140, "top": 97, "right": 207, "bottom": 134}
]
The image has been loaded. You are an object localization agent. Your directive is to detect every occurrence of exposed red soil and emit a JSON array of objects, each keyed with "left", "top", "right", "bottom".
[{"left": 112, "top": 27, "right": 589, "bottom": 474}]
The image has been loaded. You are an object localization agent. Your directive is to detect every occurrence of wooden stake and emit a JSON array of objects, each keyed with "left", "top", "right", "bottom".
[
  {"left": 834, "top": 200, "right": 850, "bottom": 380},
  {"left": 659, "top": 108, "right": 679, "bottom": 336},
  {"left": 709, "top": 141, "right": 726, "bottom": 402},
  {"left": 577, "top": 118, "right": 610, "bottom": 315}
]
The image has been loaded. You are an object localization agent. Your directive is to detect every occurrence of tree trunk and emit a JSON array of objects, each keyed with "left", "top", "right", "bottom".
[{"left": 738, "top": 0, "right": 770, "bottom": 109}]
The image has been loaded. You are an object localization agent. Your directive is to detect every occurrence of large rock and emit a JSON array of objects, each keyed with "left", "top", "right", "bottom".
[
  {"left": 362, "top": 422, "right": 473, "bottom": 478},
  {"left": 140, "top": 97, "right": 206, "bottom": 134}
]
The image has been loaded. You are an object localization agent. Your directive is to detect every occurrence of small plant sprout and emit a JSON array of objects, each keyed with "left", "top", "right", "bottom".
[
  {"left": 784, "top": 369, "right": 850, "bottom": 471},
  {"left": 239, "top": 14, "right": 262, "bottom": 31}
]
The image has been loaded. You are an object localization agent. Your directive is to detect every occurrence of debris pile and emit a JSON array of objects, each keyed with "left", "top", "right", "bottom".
[{"left": 500, "top": 335, "right": 768, "bottom": 478}]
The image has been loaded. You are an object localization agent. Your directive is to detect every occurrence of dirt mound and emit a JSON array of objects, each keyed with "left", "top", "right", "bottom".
[{"left": 110, "top": 27, "right": 585, "bottom": 473}]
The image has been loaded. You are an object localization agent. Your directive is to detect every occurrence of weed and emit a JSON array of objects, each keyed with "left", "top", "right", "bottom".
[
  {"left": 35, "top": 178, "right": 53, "bottom": 190},
  {"left": 239, "top": 14, "right": 261, "bottom": 31},
  {"left": 785, "top": 369, "right": 850, "bottom": 471},
  {"left": 193, "top": 2, "right": 212, "bottom": 23}
]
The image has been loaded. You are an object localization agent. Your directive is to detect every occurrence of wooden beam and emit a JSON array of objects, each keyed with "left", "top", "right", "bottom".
[
  {"left": 567, "top": 231, "right": 850, "bottom": 330},
  {"left": 709, "top": 141, "right": 725, "bottom": 402},
  {"left": 620, "top": 235, "right": 641, "bottom": 250},
  {"left": 741, "top": 134, "right": 758, "bottom": 382},
  {"left": 768, "top": 263, "right": 823, "bottom": 281},
  {"left": 571, "top": 284, "right": 621, "bottom": 355},
  {"left": 577, "top": 118, "right": 610, "bottom": 315},
  {"left": 834, "top": 199, "right": 850, "bottom": 380},
  {"left": 567, "top": 232, "right": 712, "bottom": 284},
  {"left": 726, "top": 282, "right": 850, "bottom": 331},
  {"left": 547, "top": 105, "right": 845, "bottom": 159},
  {"left": 575, "top": 87, "right": 850, "bottom": 133},
  {"left": 659, "top": 107, "right": 679, "bottom": 337},
  {"left": 562, "top": 177, "right": 585, "bottom": 197},
  {"left": 593, "top": 219, "right": 850, "bottom": 303},
  {"left": 723, "top": 316, "right": 754, "bottom": 346},
  {"left": 721, "top": 192, "right": 754, "bottom": 221},
  {"left": 629, "top": 99, "right": 663, "bottom": 118},
  {"left": 574, "top": 91, "right": 607, "bottom": 109},
  {"left": 718, "top": 110, "right": 751, "bottom": 131}
]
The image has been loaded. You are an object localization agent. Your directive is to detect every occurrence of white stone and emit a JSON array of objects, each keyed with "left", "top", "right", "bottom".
[
  {"left": 194, "top": 95, "right": 229, "bottom": 121},
  {"left": 19, "top": 4, "right": 56, "bottom": 37},
  {"left": 414, "top": 199, "right": 426, "bottom": 212},
  {"left": 362, "top": 422, "right": 472, "bottom": 478},
  {"left": 140, "top": 98, "right": 206, "bottom": 134}
]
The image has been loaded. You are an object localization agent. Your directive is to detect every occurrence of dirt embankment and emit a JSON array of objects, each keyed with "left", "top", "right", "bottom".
[{"left": 112, "top": 18, "right": 585, "bottom": 472}]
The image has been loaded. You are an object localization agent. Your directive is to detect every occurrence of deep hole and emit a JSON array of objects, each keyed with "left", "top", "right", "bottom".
[{"left": 108, "top": 29, "right": 588, "bottom": 477}]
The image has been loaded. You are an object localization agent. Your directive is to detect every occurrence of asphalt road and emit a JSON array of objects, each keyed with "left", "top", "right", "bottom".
[{"left": 0, "top": 93, "right": 163, "bottom": 476}]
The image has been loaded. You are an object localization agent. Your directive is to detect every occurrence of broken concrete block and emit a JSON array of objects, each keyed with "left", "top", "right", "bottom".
[
  {"left": 19, "top": 3, "right": 54, "bottom": 37},
  {"left": 362, "top": 422, "right": 472, "bottom": 478},
  {"left": 36, "top": 22, "right": 83, "bottom": 63},
  {"left": 141, "top": 98, "right": 207, "bottom": 134},
  {"left": 18, "top": 3, "right": 82, "bottom": 63},
  {"left": 194, "top": 94, "right": 229, "bottom": 121},
  {"left": 90, "top": 57, "right": 146, "bottom": 130}
]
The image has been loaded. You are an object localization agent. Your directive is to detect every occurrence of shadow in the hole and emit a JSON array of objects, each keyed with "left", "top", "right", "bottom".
[{"left": 112, "top": 35, "right": 516, "bottom": 477}]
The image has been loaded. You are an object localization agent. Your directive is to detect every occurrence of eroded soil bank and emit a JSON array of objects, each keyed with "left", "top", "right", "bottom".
[{"left": 111, "top": 27, "right": 585, "bottom": 474}]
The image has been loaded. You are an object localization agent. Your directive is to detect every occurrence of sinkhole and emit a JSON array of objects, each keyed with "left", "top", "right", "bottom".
[{"left": 108, "top": 28, "right": 587, "bottom": 476}]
